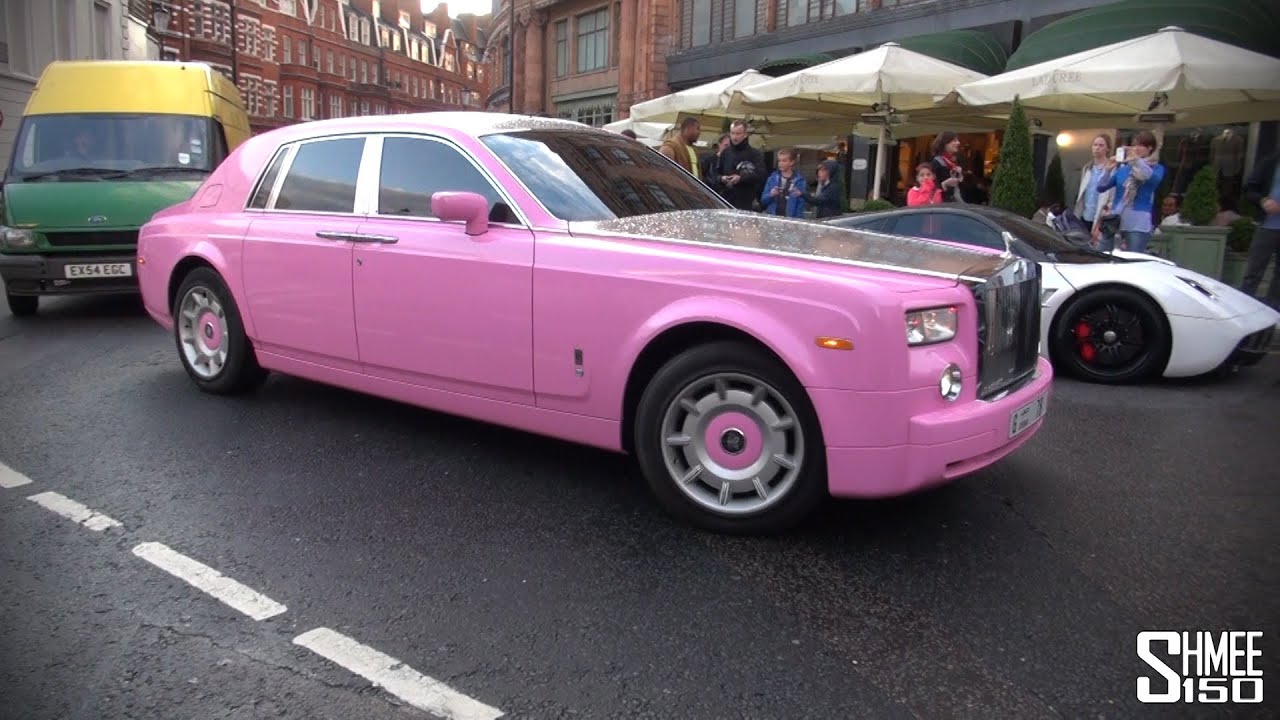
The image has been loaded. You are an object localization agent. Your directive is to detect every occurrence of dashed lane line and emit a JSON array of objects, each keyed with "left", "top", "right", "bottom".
[
  {"left": 27, "top": 491, "right": 122, "bottom": 531},
  {"left": 132, "top": 541, "right": 288, "bottom": 621},
  {"left": 1, "top": 461, "right": 34, "bottom": 488},
  {"left": 294, "top": 627, "right": 504, "bottom": 720}
]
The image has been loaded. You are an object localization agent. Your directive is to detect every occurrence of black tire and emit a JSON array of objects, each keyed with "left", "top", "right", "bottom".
[
  {"left": 632, "top": 340, "right": 828, "bottom": 535},
  {"left": 171, "top": 266, "right": 267, "bottom": 395},
  {"left": 1050, "top": 286, "right": 1171, "bottom": 384},
  {"left": 6, "top": 292, "right": 37, "bottom": 317}
]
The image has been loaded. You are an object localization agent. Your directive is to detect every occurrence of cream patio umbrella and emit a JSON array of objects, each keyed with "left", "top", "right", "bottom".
[
  {"left": 625, "top": 69, "right": 800, "bottom": 126},
  {"left": 948, "top": 26, "right": 1280, "bottom": 132},
  {"left": 726, "top": 42, "right": 993, "bottom": 199}
]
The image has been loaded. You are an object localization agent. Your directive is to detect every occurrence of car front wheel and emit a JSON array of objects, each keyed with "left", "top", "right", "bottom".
[
  {"left": 172, "top": 267, "right": 267, "bottom": 395},
  {"left": 1052, "top": 286, "right": 1171, "bottom": 384},
  {"left": 633, "top": 340, "right": 827, "bottom": 535}
]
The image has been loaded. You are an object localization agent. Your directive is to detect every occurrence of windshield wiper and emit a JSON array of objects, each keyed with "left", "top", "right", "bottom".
[
  {"left": 127, "top": 165, "right": 208, "bottom": 176},
  {"left": 17, "top": 167, "right": 130, "bottom": 181}
]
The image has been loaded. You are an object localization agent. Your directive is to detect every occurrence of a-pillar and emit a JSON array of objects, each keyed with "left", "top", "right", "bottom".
[{"left": 521, "top": 9, "right": 548, "bottom": 115}]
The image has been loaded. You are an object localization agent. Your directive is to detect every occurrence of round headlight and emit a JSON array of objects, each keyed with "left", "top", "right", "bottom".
[{"left": 939, "top": 364, "right": 962, "bottom": 402}]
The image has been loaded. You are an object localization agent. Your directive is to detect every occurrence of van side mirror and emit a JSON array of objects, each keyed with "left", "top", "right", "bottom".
[{"left": 431, "top": 191, "right": 489, "bottom": 236}]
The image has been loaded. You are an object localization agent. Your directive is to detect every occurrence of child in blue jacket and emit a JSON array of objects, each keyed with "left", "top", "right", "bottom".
[{"left": 760, "top": 148, "right": 808, "bottom": 217}]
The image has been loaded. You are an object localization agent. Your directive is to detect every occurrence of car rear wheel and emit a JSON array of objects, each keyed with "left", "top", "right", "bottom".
[
  {"left": 1051, "top": 286, "right": 1170, "bottom": 384},
  {"left": 6, "top": 292, "right": 37, "bottom": 317},
  {"left": 633, "top": 340, "right": 827, "bottom": 535},
  {"left": 173, "top": 267, "right": 267, "bottom": 395}
]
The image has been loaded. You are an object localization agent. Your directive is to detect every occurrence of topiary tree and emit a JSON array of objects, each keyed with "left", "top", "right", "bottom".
[
  {"left": 989, "top": 97, "right": 1037, "bottom": 218},
  {"left": 860, "top": 198, "right": 896, "bottom": 212},
  {"left": 1044, "top": 153, "right": 1066, "bottom": 210},
  {"left": 1180, "top": 165, "right": 1219, "bottom": 226}
]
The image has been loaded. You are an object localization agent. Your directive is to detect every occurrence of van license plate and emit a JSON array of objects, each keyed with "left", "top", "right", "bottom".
[
  {"left": 1008, "top": 393, "right": 1048, "bottom": 438},
  {"left": 65, "top": 263, "right": 133, "bottom": 279}
]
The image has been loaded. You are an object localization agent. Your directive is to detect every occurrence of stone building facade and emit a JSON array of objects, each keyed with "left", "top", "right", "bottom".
[{"left": 484, "top": 0, "right": 676, "bottom": 125}]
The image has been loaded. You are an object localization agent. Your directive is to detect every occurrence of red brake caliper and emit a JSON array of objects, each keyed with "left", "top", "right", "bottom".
[{"left": 1075, "top": 321, "right": 1096, "bottom": 363}]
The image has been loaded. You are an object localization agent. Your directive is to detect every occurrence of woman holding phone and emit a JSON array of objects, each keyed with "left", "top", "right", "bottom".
[{"left": 1096, "top": 130, "right": 1165, "bottom": 253}]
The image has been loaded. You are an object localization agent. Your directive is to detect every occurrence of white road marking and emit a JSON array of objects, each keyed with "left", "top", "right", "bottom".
[
  {"left": 293, "top": 627, "right": 504, "bottom": 720},
  {"left": 27, "top": 491, "right": 122, "bottom": 531},
  {"left": 1, "top": 461, "right": 34, "bottom": 488},
  {"left": 131, "top": 542, "right": 287, "bottom": 621}
]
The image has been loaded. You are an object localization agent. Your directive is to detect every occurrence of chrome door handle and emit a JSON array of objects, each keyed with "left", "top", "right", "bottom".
[{"left": 315, "top": 231, "right": 398, "bottom": 244}]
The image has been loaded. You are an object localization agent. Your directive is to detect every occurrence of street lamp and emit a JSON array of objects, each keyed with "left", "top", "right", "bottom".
[{"left": 152, "top": 4, "right": 171, "bottom": 33}]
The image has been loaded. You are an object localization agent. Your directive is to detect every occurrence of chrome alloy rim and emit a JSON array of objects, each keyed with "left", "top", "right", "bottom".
[
  {"left": 177, "top": 286, "right": 229, "bottom": 379},
  {"left": 659, "top": 373, "right": 805, "bottom": 516}
]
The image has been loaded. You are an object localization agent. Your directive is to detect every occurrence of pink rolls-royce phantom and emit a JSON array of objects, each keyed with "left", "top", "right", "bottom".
[{"left": 136, "top": 112, "right": 1053, "bottom": 534}]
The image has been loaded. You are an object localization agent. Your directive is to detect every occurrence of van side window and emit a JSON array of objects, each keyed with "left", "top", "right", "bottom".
[
  {"left": 209, "top": 121, "right": 230, "bottom": 166},
  {"left": 248, "top": 147, "right": 288, "bottom": 209},
  {"left": 272, "top": 137, "right": 365, "bottom": 213}
]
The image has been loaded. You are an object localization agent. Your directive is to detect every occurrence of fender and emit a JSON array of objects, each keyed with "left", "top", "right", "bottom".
[{"left": 616, "top": 293, "right": 840, "bottom": 395}]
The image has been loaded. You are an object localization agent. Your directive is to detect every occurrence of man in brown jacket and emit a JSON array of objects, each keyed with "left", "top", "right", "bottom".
[{"left": 658, "top": 117, "right": 702, "bottom": 179}]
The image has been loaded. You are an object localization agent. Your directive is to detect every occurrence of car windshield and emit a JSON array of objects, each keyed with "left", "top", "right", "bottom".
[
  {"left": 6, "top": 113, "right": 223, "bottom": 181},
  {"left": 985, "top": 209, "right": 1119, "bottom": 261},
  {"left": 480, "top": 130, "right": 729, "bottom": 221}
]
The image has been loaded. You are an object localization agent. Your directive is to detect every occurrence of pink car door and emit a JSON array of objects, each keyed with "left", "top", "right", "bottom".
[
  {"left": 350, "top": 133, "right": 535, "bottom": 405},
  {"left": 241, "top": 136, "right": 367, "bottom": 369}
]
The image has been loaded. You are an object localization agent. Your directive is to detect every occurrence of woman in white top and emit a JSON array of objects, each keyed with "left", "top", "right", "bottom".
[{"left": 1074, "top": 134, "right": 1118, "bottom": 245}]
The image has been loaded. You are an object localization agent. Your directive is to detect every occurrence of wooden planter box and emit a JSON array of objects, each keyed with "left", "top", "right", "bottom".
[{"left": 1160, "top": 225, "right": 1228, "bottom": 279}]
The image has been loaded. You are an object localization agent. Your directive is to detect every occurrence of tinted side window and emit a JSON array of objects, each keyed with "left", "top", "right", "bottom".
[
  {"left": 247, "top": 147, "right": 287, "bottom": 209},
  {"left": 273, "top": 137, "right": 365, "bottom": 213},
  {"left": 893, "top": 213, "right": 999, "bottom": 249},
  {"left": 377, "top": 136, "right": 517, "bottom": 223}
]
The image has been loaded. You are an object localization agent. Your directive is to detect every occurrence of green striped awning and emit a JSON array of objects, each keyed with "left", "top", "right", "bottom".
[{"left": 1006, "top": 0, "right": 1280, "bottom": 71}]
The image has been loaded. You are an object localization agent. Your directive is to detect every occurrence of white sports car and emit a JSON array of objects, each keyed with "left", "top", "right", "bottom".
[{"left": 829, "top": 204, "right": 1279, "bottom": 384}]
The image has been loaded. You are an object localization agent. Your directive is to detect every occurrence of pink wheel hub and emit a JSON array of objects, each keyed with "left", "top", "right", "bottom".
[
  {"left": 198, "top": 310, "right": 223, "bottom": 351},
  {"left": 703, "top": 411, "right": 764, "bottom": 471}
]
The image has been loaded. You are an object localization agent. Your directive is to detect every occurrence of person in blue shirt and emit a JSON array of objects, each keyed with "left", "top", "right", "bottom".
[
  {"left": 760, "top": 148, "right": 808, "bottom": 217},
  {"left": 1096, "top": 130, "right": 1165, "bottom": 253},
  {"left": 1241, "top": 150, "right": 1280, "bottom": 308}
]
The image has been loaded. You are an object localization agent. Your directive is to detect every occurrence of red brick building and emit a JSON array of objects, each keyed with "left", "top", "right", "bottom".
[
  {"left": 483, "top": 0, "right": 676, "bottom": 124},
  {"left": 153, "top": 0, "right": 491, "bottom": 135}
]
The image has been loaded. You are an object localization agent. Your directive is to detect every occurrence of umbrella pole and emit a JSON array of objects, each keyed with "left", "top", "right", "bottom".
[{"left": 872, "top": 125, "right": 888, "bottom": 200}]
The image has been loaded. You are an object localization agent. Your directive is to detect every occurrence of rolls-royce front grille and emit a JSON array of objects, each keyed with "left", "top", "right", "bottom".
[{"left": 973, "top": 260, "right": 1042, "bottom": 399}]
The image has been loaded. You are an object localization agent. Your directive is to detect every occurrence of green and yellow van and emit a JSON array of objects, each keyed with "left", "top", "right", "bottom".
[{"left": 0, "top": 60, "right": 251, "bottom": 316}]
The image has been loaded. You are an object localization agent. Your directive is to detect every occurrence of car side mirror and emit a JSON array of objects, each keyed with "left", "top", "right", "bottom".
[{"left": 432, "top": 191, "right": 489, "bottom": 236}]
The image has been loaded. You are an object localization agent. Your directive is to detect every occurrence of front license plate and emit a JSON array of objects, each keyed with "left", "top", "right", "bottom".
[
  {"left": 64, "top": 262, "right": 133, "bottom": 279},
  {"left": 1009, "top": 393, "right": 1048, "bottom": 438}
]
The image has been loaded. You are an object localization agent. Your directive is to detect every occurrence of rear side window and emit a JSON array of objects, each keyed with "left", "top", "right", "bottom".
[
  {"left": 247, "top": 147, "right": 287, "bottom": 209},
  {"left": 273, "top": 137, "right": 365, "bottom": 213}
]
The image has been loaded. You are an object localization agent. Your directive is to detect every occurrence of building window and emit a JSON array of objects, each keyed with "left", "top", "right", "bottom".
[
  {"left": 787, "top": 0, "right": 809, "bottom": 27},
  {"left": 283, "top": 86, "right": 294, "bottom": 117},
  {"left": 330, "top": 96, "right": 343, "bottom": 118},
  {"left": 279, "top": 0, "right": 296, "bottom": 15},
  {"left": 691, "top": 0, "right": 711, "bottom": 47},
  {"left": 301, "top": 88, "right": 315, "bottom": 120},
  {"left": 283, "top": 36, "right": 291, "bottom": 63},
  {"left": 93, "top": 1, "right": 111, "bottom": 60},
  {"left": 552, "top": 21, "right": 568, "bottom": 77},
  {"left": 734, "top": 0, "right": 757, "bottom": 38},
  {"left": 575, "top": 9, "right": 608, "bottom": 74}
]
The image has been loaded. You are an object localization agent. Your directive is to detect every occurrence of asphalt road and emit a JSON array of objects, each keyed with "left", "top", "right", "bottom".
[{"left": 1, "top": 292, "right": 1277, "bottom": 720}]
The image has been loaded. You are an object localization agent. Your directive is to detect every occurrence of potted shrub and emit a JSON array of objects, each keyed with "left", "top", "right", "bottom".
[
  {"left": 1220, "top": 217, "right": 1256, "bottom": 286},
  {"left": 1160, "top": 165, "right": 1228, "bottom": 278}
]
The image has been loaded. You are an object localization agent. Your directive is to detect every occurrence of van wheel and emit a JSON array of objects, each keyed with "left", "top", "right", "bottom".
[
  {"left": 172, "top": 267, "right": 267, "bottom": 395},
  {"left": 6, "top": 292, "right": 37, "bottom": 317},
  {"left": 633, "top": 340, "right": 827, "bottom": 535}
]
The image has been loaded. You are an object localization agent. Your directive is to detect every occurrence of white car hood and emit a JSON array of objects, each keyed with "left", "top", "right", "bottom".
[{"left": 1052, "top": 254, "right": 1279, "bottom": 321}]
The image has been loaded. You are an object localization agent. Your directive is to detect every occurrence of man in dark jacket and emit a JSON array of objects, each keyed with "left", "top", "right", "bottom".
[
  {"left": 712, "top": 119, "right": 765, "bottom": 211},
  {"left": 1241, "top": 150, "right": 1280, "bottom": 307}
]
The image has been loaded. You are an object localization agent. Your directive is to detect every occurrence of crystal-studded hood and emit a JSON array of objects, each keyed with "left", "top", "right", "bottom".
[{"left": 569, "top": 209, "right": 1013, "bottom": 283}]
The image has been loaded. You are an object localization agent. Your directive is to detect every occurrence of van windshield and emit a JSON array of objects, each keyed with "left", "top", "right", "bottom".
[{"left": 6, "top": 114, "right": 227, "bottom": 182}]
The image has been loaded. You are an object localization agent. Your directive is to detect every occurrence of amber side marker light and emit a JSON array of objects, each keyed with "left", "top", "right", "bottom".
[{"left": 816, "top": 337, "right": 854, "bottom": 351}]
